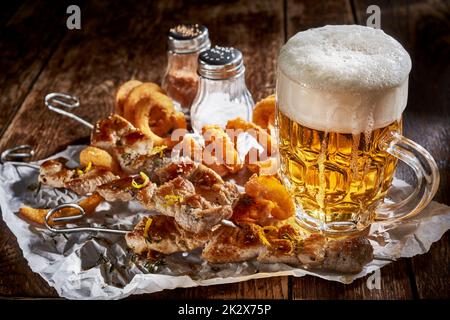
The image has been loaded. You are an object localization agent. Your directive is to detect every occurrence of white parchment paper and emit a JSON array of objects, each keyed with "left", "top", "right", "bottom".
[{"left": 1, "top": 145, "right": 449, "bottom": 300}]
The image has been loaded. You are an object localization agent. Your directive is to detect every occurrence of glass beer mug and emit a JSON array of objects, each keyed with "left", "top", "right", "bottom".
[{"left": 275, "top": 25, "right": 440, "bottom": 236}]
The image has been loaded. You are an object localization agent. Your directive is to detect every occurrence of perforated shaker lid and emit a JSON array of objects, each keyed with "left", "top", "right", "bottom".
[
  {"left": 198, "top": 45, "right": 245, "bottom": 80},
  {"left": 168, "top": 24, "right": 211, "bottom": 54}
]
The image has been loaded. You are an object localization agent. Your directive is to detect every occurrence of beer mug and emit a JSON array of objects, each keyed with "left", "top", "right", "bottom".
[{"left": 275, "top": 25, "right": 439, "bottom": 235}]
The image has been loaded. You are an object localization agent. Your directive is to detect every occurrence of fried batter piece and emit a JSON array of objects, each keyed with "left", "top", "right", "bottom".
[
  {"left": 252, "top": 94, "right": 275, "bottom": 129},
  {"left": 202, "top": 125, "right": 243, "bottom": 177},
  {"left": 226, "top": 117, "right": 275, "bottom": 157},
  {"left": 232, "top": 175, "right": 295, "bottom": 223},
  {"left": 132, "top": 94, "right": 186, "bottom": 146},
  {"left": 246, "top": 156, "right": 279, "bottom": 176},
  {"left": 79, "top": 146, "right": 121, "bottom": 175},
  {"left": 19, "top": 193, "right": 104, "bottom": 225}
]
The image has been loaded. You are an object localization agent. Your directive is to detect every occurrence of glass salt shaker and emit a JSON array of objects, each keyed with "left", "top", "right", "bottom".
[
  {"left": 190, "top": 45, "right": 254, "bottom": 133},
  {"left": 162, "top": 24, "right": 211, "bottom": 113}
]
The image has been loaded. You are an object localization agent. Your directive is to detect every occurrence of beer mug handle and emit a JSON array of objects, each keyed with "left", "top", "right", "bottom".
[{"left": 376, "top": 132, "right": 440, "bottom": 223}]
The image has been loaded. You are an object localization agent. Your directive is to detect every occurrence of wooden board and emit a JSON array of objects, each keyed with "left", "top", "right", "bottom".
[
  {"left": 0, "top": 0, "right": 71, "bottom": 136},
  {"left": 0, "top": 2, "right": 22, "bottom": 29},
  {"left": 291, "top": 262, "right": 414, "bottom": 299}
]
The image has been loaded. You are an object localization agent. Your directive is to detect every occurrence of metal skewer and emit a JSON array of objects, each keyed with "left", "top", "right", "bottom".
[
  {"left": 45, "top": 203, "right": 128, "bottom": 234},
  {"left": 45, "top": 202, "right": 237, "bottom": 235},
  {"left": 45, "top": 93, "right": 94, "bottom": 129},
  {"left": 0, "top": 145, "right": 39, "bottom": 169}
]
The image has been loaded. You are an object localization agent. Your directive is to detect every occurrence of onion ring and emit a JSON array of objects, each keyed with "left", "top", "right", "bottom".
[
  {"left": 123, "top": 82, "right": 167, "bottom": 122},
  {"left": 133, "top": 92, "right": 186, "bottom": 146},
  {"left": 115, "top": 80, "right": 143, "bottom": 116}
]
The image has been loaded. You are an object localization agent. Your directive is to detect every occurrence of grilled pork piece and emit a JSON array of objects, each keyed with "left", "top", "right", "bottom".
[
  {"left": 125, "top": 216, "right": 210, "bottom": 255},
  {"left": 91, "top": 114, "right": 135, "bottom": 150},
  {"left": 153, "top": 160, "right": 197, "bottom": 184},
  {"left": 91, "top": 115, "right": 155, "bottom": 174},
  {"left": 137, "top": 163, "right": 240, "bottom": 233},
  {"left": 39, "top": 158, "right": 75, "bottom": 188},
  {"left": 39, "top": 158, "right": 118, "bottom": 195},
  {"left": 321, "top": 237, "right": 374, "bottom": 273},
  {"left": 201, "top": 223, "right": 264, "bottom": 263},
  {"left": 126, "top": 216, "right": 372, "bottom": 273},
  {"left": 96, "top": 176, "right": 156, "bottom": 202},
  {"left": 201, "top": 223, "right": 373, "bottom": 274},
  {"left": 64, "top": 168, "right": 118, "bottom": 195}
]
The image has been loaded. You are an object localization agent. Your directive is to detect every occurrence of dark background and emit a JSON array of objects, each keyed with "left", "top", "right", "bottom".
[{"left": 0, "top": 0, "right": 448, "bottom": 299}]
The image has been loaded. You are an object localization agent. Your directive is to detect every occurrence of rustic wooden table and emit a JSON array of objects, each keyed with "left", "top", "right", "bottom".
[{"left": 0, "top": 0, "right": 448, "bottom": 299}]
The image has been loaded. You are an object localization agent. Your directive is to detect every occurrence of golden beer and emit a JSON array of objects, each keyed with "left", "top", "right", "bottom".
[
  {"left": 274, "top": 25, "right": 438, "bottom": 235},
  {"left": 277, "top": 109, "right": 401, "bottom": 230}
]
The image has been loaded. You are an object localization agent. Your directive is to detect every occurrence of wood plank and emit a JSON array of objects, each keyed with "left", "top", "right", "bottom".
[
  {"left": 411, "top": 232, "right": 450, "bottom": 299},
  {"left": 287, "top": 0, "right": 416, "bottom": 299},
  {"left": 0, "top": 220, "right": 57, "bottom": 297},
  {"left": 352, "top": 0, "right": 450, "bottom": 299},
  {"left": 0, "top": 2, "right": 22, "bottom": 29},
  {"left": 0, "top": 0, "right": 72, "bottom": 136},
  {"left": 0, "top": 0, "right": 286, "bottom": 299},
  {"left": 287, "top": 0, "right": 355, "bottom": 34},
  {"left": 129, "top": 278, "right": 288, "bottom": 300},
  {"left": 292, "top": 262, "right": 414, "bottom": 299}
]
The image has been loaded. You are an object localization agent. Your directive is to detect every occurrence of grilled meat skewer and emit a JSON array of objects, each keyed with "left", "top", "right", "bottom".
[
  {"left": 99, "top": 160, "right": 240, "bottom": 233},
  {"left": 201, "top": 223, "right": 373, "bottom": 274},
  {"left": 126, "top": 216, "right": 211, "bottom": 255},
  {"left": 126, "top": 215, "right": 373, "bottom": 274},
  {"left": 39, "top": 158, "right": 118, "bottom": 195},
  {"left": 39, "top": 155, "right": 240, "bottom": 233}
]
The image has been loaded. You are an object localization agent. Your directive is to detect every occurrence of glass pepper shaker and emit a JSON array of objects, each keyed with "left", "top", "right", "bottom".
[
  {"left": 190, "top": 45, "right": 254, "bottom": 133},
  {"left": 162, "top": 24, "right": 211, "bottom": 113}
]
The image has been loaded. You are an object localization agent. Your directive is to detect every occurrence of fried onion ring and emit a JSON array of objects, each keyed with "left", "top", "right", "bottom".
[
  {"left": 123, "top": 82, "right": 167, "bottom": 122},
  {"left": 133, "top": 93, "right": 186, "bottom": 146},
  {"left": 115, "top": 80, "right": 142, "bottom": 116}
]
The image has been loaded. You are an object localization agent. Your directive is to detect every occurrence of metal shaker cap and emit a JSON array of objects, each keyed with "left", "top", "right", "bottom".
[
  {"left": 168, "top": 24, "right": 211, "bottom": 54},
  {"left": 198, "top": 46, "right": 245, "bottom": 80}
]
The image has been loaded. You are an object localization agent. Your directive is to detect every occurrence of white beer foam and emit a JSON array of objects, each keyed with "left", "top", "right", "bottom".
[{"left": 277, "top": 25, "right": 411, "bottom": 133}]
